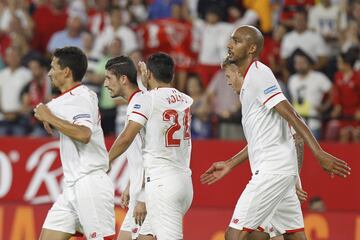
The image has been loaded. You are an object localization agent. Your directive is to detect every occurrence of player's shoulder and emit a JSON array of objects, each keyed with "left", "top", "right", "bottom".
[{"left": 247, "top": 61, "right": 273, "bottom": 80}]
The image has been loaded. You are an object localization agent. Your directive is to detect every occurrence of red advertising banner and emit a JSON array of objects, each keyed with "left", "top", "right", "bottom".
[
  {"left": 0, "top": 204, "right": 359, "bottom": 240},
  {"left": 0, "top": 138, "right": 359, "bottom": 239}
]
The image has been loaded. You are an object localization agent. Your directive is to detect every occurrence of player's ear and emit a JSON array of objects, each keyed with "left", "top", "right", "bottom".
[{"left": 248, "top": 44, "right": 257, "bottom": 55}]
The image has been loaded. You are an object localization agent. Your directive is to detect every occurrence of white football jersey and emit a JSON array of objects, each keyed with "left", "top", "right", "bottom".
[
  {"left": 47, "top": 85, "right": 109, "bottom": 186},
  {"left": 128, "top": 88, "right": 193, "bottom": 180},
  {"left": 124, "top": 90, "right": 146, "bottom": 201},
  {"left": 240, "top": 61, "right": 297, "bottom": 176}
]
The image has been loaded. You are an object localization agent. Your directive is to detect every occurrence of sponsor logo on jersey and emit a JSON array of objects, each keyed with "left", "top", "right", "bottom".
[
  {"left": 232, "top": 218, "right": 239, "bottom": 224},
  {"left": 263, "top": 85, "right": 278, "bottom": 95},
  {"left": 134, "top": 104, "right": 141, "bottom": 109},
  {"left": 89, "top": 232, "right": 97, "bottom": 238},
  {"left": 73, "top": 113, "right": 91, "bottom": 120}
]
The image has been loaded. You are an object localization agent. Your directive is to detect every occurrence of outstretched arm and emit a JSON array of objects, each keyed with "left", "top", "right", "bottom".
[
  {"left": 275, "top": 100, "right": 351, "bottom": 178},
  {"left": 109, "top": 121, "right": 143, "bottom": 162},
  {"left": 200, "top": 146, "right": 248, "bottom": 185}
]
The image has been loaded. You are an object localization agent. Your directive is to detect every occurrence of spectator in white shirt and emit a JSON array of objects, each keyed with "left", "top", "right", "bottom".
[
  {"left": 92, "top": 6, "right": 138, "bottom": 57},
  {"left": 280, "top": 9, "right": 330, "bottom": 76},
  {"left": 0, "top": 46, "right": 32, "bottom": 135},
  {"left": 288, "top": 49, "right": 332, "bottom": 139}
]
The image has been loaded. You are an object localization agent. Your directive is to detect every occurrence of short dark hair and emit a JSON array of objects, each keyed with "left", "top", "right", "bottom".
[
  {"left": 53, "top": 47, "right": 87, "bottom": 82},
  {"left": 146, "top": 52, "right": 174, "bottom": 83},
  {"left": 105, "top": 55, "right": 138, "bottom": 85},
  {"left": 340, "top": 47, "right": 359, "bottom": 68}
]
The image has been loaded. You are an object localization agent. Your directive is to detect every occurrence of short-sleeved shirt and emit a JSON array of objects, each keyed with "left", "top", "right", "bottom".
[
  {"left": 240, "top": 61, "right": 297, "bottom": 176},
  {"left": 47, "top": 85, "right": 109, "bottom": 186},
  {"left": 127, "top": 88, "right": 193, "bottom": 180}
]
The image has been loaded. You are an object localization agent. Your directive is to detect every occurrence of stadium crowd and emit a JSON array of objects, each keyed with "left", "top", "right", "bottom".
[{"left": 0, "top": 0, "right": 359, "bottom": 142}]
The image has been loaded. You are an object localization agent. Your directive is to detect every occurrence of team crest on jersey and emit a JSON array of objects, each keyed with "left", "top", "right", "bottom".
[
  {"left": 263, "top": 85, "right": 278, "bottom": 95},
  {"left": 134, "top": 104, "right": 141, "bottom": 109},
  {"left": 73, "top": 114, "right": 90, "bottom": 120}
]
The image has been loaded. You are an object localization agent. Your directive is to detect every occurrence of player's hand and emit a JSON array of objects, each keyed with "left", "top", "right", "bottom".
[
  {"left": 43, "top": 122, "right": 53, "bottom": 135},
  {"left": 295, "top": 182, "right": 307, "bottom": 203},
  {"left": 120, "top": 185, "right": 130, "bottom": 208},
  {"left": 317, "top": 150, "right": 351, "bottom": 178},
  {"left": 133, "top": 201, "right": 147, "bottom": 226},
  {"left": 200, "top": 161, "right": 231, "bottom": 185},
  {"left": 138, "top": 61, "right": 148, "bottom": 88},
  {"left": 33, "top": 103, "right": 52, "bottom": 122}
]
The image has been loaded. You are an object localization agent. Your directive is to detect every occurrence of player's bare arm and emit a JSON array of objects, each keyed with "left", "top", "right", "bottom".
[
  {"left": 108, "top": 120, "right": 143, "bottom": 162},
  {"left": 293, "top": 133, "right": 308, "bottom": 202},
  {"left": 34, "top": 103, "right": 91, "bottom": 144},
  {"left": 274, "top": 100, "right": 351, "bottom": 178},
  {"left": 200, "top": 145, "right": 249, "bottom": 185}
]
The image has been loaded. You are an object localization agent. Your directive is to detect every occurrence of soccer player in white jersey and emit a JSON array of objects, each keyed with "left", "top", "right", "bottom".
[
  {"left": 33, "top": 47, "right": 115, "bottom": 240},
  {"left": 103, "top": 55, "right": 154, "bottom": 240},
  {"left": 220, "top": 59, "right": 308, "bottom": 240},
  {"left": 200, "top": 26, "right": 351, "bottom": 240},
  {"left": 107, "top": 52, "right": 193, "bottom": 240}
]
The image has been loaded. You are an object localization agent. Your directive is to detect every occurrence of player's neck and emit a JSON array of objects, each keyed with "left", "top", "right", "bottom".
[
  {"left": 60, "top": 81, "right": 81, "bottom": 93},
  {"left": 238, "top": 57, "right": 257, "bottom": 76},
  {"left": 125, "top": 86, "right": 140, "bottom": 102}
]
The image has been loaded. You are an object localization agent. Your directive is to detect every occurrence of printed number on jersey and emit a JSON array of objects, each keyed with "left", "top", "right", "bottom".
[{"left": 163, "top": 108, "right": 191, "bottom": 147}]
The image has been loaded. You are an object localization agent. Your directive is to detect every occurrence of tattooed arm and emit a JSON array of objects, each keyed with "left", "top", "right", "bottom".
[{"left": 294, "top": 133, "right": 307, "bottom": 202}]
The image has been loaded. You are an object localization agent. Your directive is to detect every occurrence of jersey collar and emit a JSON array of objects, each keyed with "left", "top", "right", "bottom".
[{"left": 128, "top": 89, "right": 141, "bottom": 102}]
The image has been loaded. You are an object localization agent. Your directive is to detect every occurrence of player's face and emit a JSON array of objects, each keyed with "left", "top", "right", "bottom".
[
  {"left": 48, "top": 57, "right": 66, "bottom": 89},
  {"left": 224, "top": 66, "right": 243, "bottom": 94},
  {"left": 227, "top": 30, "right": 250, "bottom": 63},
  {"left": 104, "top": 70, "right": 122, "bottom": 98}
]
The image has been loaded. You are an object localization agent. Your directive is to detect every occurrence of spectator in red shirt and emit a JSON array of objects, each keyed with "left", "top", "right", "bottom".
[
  {"left": 31, "top": 0, "right": 68, "bottom": 54},
  {"left": 330, "top": 48, "right": 360, "bottom": 142}
]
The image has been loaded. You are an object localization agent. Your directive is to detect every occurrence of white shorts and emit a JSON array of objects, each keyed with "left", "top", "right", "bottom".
[
  {"left": 43, "top": 171, "right": 115, "bottom": 239},
  {"left": 229, "top": 173, "right": 304, "bottom": 235},
  {"left": 120, "top": 200, "right": 153, "bottom": 239},
  {"left": 145, "top": 174, "right": 193, "bottom": 240}
]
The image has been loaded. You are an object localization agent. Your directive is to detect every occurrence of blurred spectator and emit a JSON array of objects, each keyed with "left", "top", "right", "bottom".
[
  {"left": 185, "top": 74, "right": 212, "bottom": 139},
  {"left": 11, "top": 33, "right": 41, "bottom": 67},
  {"left": 0, "top": 0, "right": 34, "bottom": 39},
  {"left": 279, "top": 0, "right": 315, "bottom": 28},
  {"left": 193, "top": 6, "right": 233, "bottom": 86},
  {"left": 31, "top": 0, "right": 68, "bottom": 53},
  {"left": 288, "top": 49, "right": 332, "bottom": 139},
  {"left": 308, "top": 0, "right": 347, "bottom": 43},
  {"left": 227, "top": 4, "right": 259, "bottom": 26},
  {"left": 196, "top": 0, "right": 235, "bottom": 21},
  {"left": 92, "top": 6, "right": 138, "bottom": 56},
  {"left": 328, "top": 48, "right": 360, "bottom": 142},
  {"left": 206, "top": 64, "right": 243, "bottom": 140},
  {"left": 87, "top": 0, "right": 111, "bottom": 36},
  {"left": 0, "top": 46, "right": 32, "bottom": 135},
  {"left": 148, "top": 0, "right": 182, "bottom": 20},
  {"left": 280, "top": 9, "right": 330, "bottom": 76},
  {"left": 47, "top": 11, "right": 86, "bottom": 54},
  {"left": 127, "top": 0, "right": 148, "bottom": 24},
  {"left": 309, "top": 196, "right": 326, "bottom": 212},
  {"left": 340, "top": 20, "right": 359, "bottom": 53},
  {"left": 21, "top": 56, "right": 52, "bottom": 136},
  {"left": 260, "top": 24, "right": 287, "bottom": 77},
  {"left": 94, "top": 37, "right": 124, "bottom": 135}
]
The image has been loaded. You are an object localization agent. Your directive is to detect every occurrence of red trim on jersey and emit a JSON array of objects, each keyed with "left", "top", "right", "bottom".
[
  {"left": 257, "top": 226, "right": 265, "bottom": 232},
  {"left": 55, "top": 83, "right": 82, "bottom": 99},
  {"left": 285, "top": 228, "right": 304, "bottom": 233},
  {"left": 132, "top": 111, "right": 148, "bottom": 120},
  {"left": 73, "top": 232, "right": 83, "bottom": 237},
  {"left": 263, "top": 92, "right": 281, "bottom": 105},
  {"left": 242, "top": 227, "right": 254, "bottom": 232},
  {"left": 243, "top": 60, "right": 257, "bottom": 79},
  {"left": 104, "top": 234, "right": 116, "bottom": 240},
  {"left": 128, "top": 89, "right": 141, "bottom": 102}
]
